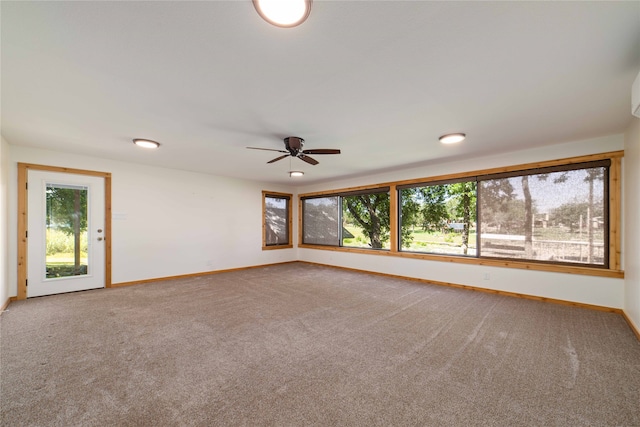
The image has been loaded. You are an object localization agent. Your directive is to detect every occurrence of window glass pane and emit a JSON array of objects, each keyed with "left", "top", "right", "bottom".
[
  {"left": 400, "top": 182, "right": 477, "bottom": 255},
  {"left": 342, "top": 192, "right": 390, "bottom": 249},
  {"left": 265, "top": 196, "right": 289, "bottom": 246},
  {"left": 303, "top": 197, "right": 340, "bottom": 245},
  {"left": 479, "top": 167, "right": 607, "bottom": 266},
  {"left": 46, "top": 184, "right": 88, "bottom": 278}
]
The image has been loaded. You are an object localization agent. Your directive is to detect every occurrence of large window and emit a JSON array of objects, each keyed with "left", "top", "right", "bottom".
[
  {"left": 263, "top": 192, "right": 292, "bottom": 249},
  {"left": 478, "top": 161, "right": 609, "bottom": 267},
  {"left": 397, "top": 161, "right": 609, "bottom": 267},
  {"left": 299, "top": 152, "right": 621, "bottom": 275},
  {"left": 399, "top": 180, "right": 477, "bottom": 256},
  {"left": 302, "top": 188, "right": 390, "bottom": 250}
]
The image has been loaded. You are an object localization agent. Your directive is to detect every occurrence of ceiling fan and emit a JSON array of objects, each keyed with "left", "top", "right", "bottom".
[{"left": 247, "top": 137, "right": 340, "bottom": 165}]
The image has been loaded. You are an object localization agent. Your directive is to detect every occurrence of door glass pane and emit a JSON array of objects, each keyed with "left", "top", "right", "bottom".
[{"left": 46, "top": 183, "right": 89, "bottom": 279}]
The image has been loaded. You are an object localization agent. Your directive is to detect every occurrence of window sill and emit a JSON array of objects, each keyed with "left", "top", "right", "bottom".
[
  {"left": 262, "top": 245, "right": 293, "bottom": 251},
  {"left": 297, "top": 244, "right": 624, "bottom": 278}
]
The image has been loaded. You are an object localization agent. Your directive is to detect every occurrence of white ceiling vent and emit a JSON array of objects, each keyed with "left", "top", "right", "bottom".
[{"left": 633, "top": 69, "right": 640, "bottom": 118}]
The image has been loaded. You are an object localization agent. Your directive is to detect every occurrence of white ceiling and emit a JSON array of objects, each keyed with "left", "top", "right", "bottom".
[{"left": 2, "top": 1, "right": 639, "bottom": 185}]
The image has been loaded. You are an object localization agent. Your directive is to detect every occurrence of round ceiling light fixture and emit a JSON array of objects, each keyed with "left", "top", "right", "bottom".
[
  {"left": 133, "top": 139, "right": 160, "bottom": 149},
  {"left": 289, "top": 170, "right": 304, "bottom": 177},
  {"left": 253, "top": 0, "right": 312, "bottom": 28},
  {"left": 439, "top": 133, "right": 466, "bottom": 144}
]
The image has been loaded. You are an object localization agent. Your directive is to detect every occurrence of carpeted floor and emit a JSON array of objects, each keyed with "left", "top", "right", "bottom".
[{"left": 1, "top": 263, "right": 639, "bottom": 426}]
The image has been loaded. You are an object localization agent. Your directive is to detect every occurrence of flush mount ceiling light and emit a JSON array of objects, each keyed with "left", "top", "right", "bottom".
[
  {"left": 439, "top": 133, "right": 466, "bottom": 144},
  {"left": 253, "top": 0, "right": 312, "bottom": 28},
  {"left": 133, "top": 139, "right": 160, "bottom": 149},
  {"left": 289, "top": 171, "right": 304, "bottom": 177}
]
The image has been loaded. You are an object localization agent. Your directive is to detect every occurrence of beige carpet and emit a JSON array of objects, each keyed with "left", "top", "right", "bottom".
[{"left": 1, "top": 262, "right": 639, "bottom": 426}]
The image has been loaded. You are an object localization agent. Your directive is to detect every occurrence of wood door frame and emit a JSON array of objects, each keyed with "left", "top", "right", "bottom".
[{"left": 17, "top": 163, "right": 112, "bottom": 300}]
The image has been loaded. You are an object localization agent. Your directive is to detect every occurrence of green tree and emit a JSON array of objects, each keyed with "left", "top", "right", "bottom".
[
  {"left": 447, "top": 182, "right": 477, "bottom": 255},
  {"left": 417, "top": 186, "right": 448, "bottom": 232},
  {"left": 343, "top": 193, "right": 390, "bottom": 248},
  {"left": 551, "top": 201, "right": 603, "bottom": 232},
  {"left": 521, "top": 176, "right": 533, "bottom": 257},
  {"left": 479, "top": 178, "right": 515, "bottom": 232},
  {"left": 521, "top": 172, "right": 565, "bottom": 257},
  {"left": 399, "top": 189, "right": 420, "bottom": 247},
  {"left": 399, "top": 187, "right": 442, "bottom": 248},
  {"left": 501, "top": 199, "right": 528, "bottom": 233}
]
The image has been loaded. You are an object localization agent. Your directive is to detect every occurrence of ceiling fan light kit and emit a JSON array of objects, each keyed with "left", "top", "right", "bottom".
[
  {"left": 133, "top": 138, "right": 161, "bottom": 149},
  {"left": 253, "top": 0, "right": 312, "bottom": 28},
  {"left": 289, "top": 171, "right": 304, "bottom": 177},
  {"left": 439, "top": 133, "right": 466, "bottom": 144}
]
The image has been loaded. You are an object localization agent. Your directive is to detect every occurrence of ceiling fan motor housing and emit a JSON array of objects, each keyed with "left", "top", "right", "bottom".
[{"left": 284, "top": 137, "right": 304, "bottom": 155}]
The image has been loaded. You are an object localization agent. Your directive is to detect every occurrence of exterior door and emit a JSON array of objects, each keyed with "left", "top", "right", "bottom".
[{"left": 27, "top": 170, "right": 106, "bottom": 297}]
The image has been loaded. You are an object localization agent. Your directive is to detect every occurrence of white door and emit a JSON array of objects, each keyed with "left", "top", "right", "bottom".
[{"left": 27, "top": 170, "right": 106, "bottom": 297}]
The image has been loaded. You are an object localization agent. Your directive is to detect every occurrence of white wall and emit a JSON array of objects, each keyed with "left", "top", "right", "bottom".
[
  {"left": 297, "top": 135, "right": 626, "bottom": 309},
  {"left": 0, "top": 137, "right": 10, "bottom": 308},
  {"left": 624, "top": 118, "right": 640, "bottom": 330},
  {"left": 6, "top": 145, "right": 297, "bottom": 296}
]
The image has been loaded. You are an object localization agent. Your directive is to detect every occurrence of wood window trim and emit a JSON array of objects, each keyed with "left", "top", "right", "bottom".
[
  {"left": 17, "top": 163, "right": 113, "bottom": 300},
  {"left": 262, "top": 191, "right": 293, "bottom": 250},
  {"left": 610, "top": 156, "right": 622, "bottom": 270},
  {"left": 297, "top": 151, "right": 624, "bottom": 278}
]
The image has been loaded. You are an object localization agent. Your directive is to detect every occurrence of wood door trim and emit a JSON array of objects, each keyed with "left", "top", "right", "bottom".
[{"left": 17, "top": 163, "right": 112, "bottom": 300}]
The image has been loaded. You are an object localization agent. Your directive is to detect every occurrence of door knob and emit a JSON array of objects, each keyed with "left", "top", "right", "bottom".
[{"left": 97, "top": 237, "right": 103, "bottom": 241}]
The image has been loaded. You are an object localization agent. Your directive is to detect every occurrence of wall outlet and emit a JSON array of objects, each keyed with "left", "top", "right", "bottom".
[{"left": 483, "top": 273, "right": 490, "bottom": 280}]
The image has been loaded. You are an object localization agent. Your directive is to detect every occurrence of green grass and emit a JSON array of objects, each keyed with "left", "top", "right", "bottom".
[
  {"left": 341, "top": 224, "right": 601, "bottom": 255},
  {"left": 47, "top": 253, "right": 88, "bottom": 262},
  {"left": 45, "top": 228, "right": 88, "bottom": 278},
  {"left": 342, "top": 225, "right": 390, "bottom": 249},
  {"left": 407, "top": 228, "right": 477, "bottom": 245},
  {"left": 402, "top": 229, "right": 477, "bottom": 255},
  {"left": 341, "top": 224, "right": 476, "bottom": 253}
]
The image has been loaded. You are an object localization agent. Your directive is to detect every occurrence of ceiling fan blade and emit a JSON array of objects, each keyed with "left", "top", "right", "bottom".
[
  {"left": 299, "top": 154, "right": 319, "bottom": 165},
  {"left": 267, "top": 154, "right": 290, "bottom": 164},
  {"left": 302, "top": 149, "right": 341, "bottom": 155},
  {"left": 247, "top": 147, "right": 288, "bottom": 153}
]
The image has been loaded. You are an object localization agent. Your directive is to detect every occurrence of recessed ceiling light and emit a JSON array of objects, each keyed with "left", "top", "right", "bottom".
[
  {"left": 439, "top": 133, "right": 466, "bottom": 144},
  {"left": 133, "top": 139, "right": 160, "bottom": 149},
  {"left": 253, "top": 0, "right": 312, "bottom": 28},
  {"left": 289, "top": 170, "right": 304, "bottom": 177}
]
